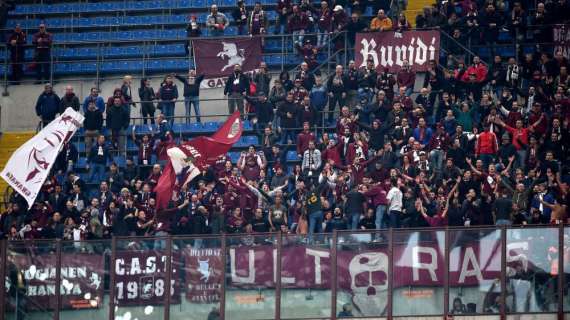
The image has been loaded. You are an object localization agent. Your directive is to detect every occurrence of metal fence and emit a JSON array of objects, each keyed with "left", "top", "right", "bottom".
[{"left": 1, "top": 224, "right": 569, "bottom": 320}]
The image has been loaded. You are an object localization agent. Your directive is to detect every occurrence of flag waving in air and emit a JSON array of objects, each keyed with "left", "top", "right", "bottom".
[
  {"left": 1, "top": 108, "right": 84, "bottom": 208},
  {"left": 155, "top": 111, "right": 243, "bottom": 209}
]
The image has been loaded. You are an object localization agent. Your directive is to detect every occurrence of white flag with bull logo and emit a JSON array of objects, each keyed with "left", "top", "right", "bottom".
[{"left": 1, "top": 108, "right": 84, "bottom": 208}]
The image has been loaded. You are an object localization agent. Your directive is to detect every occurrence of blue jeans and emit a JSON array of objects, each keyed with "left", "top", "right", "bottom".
[
  {"left": 184, "top": 96, "right": 201, "bottom": 123},
  {"left": 161, "top": 101, "right": 175, "bottom": 125},
  {"left": 496, "top": 219, "right": 512, "bottom": 226},
  {"left": 316, "top": 32, "right": 329, "bottom": 48},
  {"left": 89, "top": 163, "right": 106, "bottom": 183},
  {"left": 280, "top": 128, "right": 296, "bottom": 144},
  {"left": 388, "top": 210, "right": 401, "bottom": 228},
  {"left": 429, "top": 149, "right": 444, "bottom": 173},
  {"left": 292, "top": 30, "right": 305, "bottom": 45},
  {"left": 350, "top": 214, "right": 360, "bottom": 230},
  {"left": 308, "top": 211, "right": 323, "bottom": 238},
  {"left": 375, "top": 205, "right": 387, "bottom": 229}
]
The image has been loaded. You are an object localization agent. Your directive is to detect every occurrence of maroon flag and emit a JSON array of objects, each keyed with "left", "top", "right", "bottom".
[
  {"left": 192, "top": 37, "right": 263, "bottom": 78},
  {"left": 354, "top": 30, "right": 440, "bottom": 73},
  {"left": 9, "top": 253, "right": 104, "bottom": 311},
  {"left": 155, "top": 112, "right": 243, "bottom": 209}
]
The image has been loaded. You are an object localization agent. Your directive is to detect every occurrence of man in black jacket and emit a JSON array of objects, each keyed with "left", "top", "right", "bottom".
[
  {"left": 106, "top": 97, "right": 130, "bottom": 154},
  {"left": 176, "top": 69, "right": 205, "bottom": 123},
  {"left": 224, "top": 64, "right": 249, "bottom": 117},
  {"left": 60, "top": 85, "right": 80, "bottom": 112},
  {"left": 245, "top": 92, "right": 273, "bottom": 129}
]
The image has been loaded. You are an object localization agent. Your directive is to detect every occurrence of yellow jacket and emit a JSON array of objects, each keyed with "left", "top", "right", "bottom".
[{"left": 370, "top": 17, "right": 393, "bottom": 31}]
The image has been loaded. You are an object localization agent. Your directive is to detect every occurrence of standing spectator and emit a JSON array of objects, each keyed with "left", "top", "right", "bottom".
[
  {"left": 32, "top": 23, "right": 53, "bottom": 83},
  {"left": 185, "top": 15, "right": 202, "bottom": 56},
  {"left": 206, "top": 5, "right": 229, "bottom": 37},
  {"left": 84, "top": 101, "right": 103, "bottom": 157},
  {"left": 158, "top": 75, "right": 179, "bottom": 126},
  {"left": 59, "top": 85, "right": 80, "bottom": 112},
  {"left": 278, "top": 92, "right": 298, "bottom": 144},
  {"left": 138, "top": 78, "right": 157, "bottom": 125},
  {"left": 224, "top": 64, "right": 249, "bottom": 116},
  {"left": 480, "top": 3, "right": 502, "bottom": 47},
  {"left": 370, "top": 9, "right": 392, "bottom": 32},
  {"left": 121, "top": 76, "right": 135, "bottom": 120},
  {"left": 107, "top": 97, "right": 130, "bottom": 153},
  {"left": 316, "top": 1, "right": 332, "bottom": 48},
  {"left": 82, "top": 87, "right": 105, "bottom": 113},
  {"left": 248, "top": 2, "right": 268, "bottom": 36},
  {"left": 345, "top": 185, "right": 366, "bottom": 229},
  {"left": 297, "top": 121, "right": 316, "bottom": 156},
  {"left": 395, "top": 12, "right": 411, "bottom": 32},
  {"left": 87, "top": 135, "right": 111, "bottom": 183},
  {"left": 386, "top": 178, "right": 403, "bottom": 228},
  {"left": 475, "top": 124, "right": 498, "bottom": 167},
  {"left": 275, "top": 0, "right": 292, "bottom": 35},
  {"left": 345, "top": 13, "right": 368, "bottom": 61},
  {"left": 175, "top": 69, "right": 205, "bottom": 124},
  {"left": 6, "top": 24, "right": 26, "bottom": 84},
  {"left": 331, "top": 5, "right": 348, "bottom": 61},
  {"left": 288, "top": 5, "right": 310, "bottom": 45},
  {"left": 309, "top": 76, "right": 328, "bottom": 122},
  {"left": 253, "top": 62, "right": 271, "bottom": 97},
  {"left": 327, "top": 65, "right": 347, "bottom": 123},
  {"left": 301, "top": 140, "right": 322, "bottom": 175},
  {"left": 232, "top": 0, "right": 249, "bottom": 35},
  {"left": 245, "top": 92, "right": 273, "bottom": 129},
  {"left": 35, "top": 84, "right": 60, "bottom": 127},
  {"left": 397, "top": 60, "right": 416, "bottom": 96}
]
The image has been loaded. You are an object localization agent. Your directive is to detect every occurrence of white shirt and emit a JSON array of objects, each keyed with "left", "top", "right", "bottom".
[{"left": 386, "top": 186, "right": 403, "bottom": 212}]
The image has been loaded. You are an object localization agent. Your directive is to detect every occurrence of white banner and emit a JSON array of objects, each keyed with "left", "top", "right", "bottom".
[{"left": 1, "top": 108, "right": 84, "bottom": 208}]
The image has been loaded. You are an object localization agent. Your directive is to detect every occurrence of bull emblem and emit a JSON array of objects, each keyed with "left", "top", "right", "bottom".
[
  {"left": 217, "top": 42, "right": 245, "bottom": 72},
  {"left": 198, "top": 258, "right": 211, "bottom": 282}
]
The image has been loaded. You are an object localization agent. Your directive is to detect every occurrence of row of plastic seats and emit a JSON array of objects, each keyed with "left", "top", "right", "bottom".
[
  {"left": 13, "top": 53, "right": 289, "bottom": 76},
  {"left": 50, "top": 27, "right": 259, "bottom": 43},
  {"left": 53, "top": 29, "right": 186, "bottom": 42},
  {"left": 11, "top": 0, "right": 282, "bottom": 15},
  {"left": 9, "top": 11, "right": 280, "bottom": 30},
  {"left": 0, "top": 37, "right": 289, "bottom": 61},
  {"left": 475, "top": 46, "right": 516, "bottom": 59}
]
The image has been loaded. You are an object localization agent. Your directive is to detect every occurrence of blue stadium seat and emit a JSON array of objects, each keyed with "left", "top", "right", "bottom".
[
  {"left": 228, "top": 152, "right": 240, "bottom": 163},
  {"left": 243, "top": 120, "right": 252, "bottom": 130},
  {"left": 190, "top": 122, "right": 206, "bottom": 133},
  {"left": 74, "top": 142, "right": 86, "bottom": 153},
  {"left": 286, "top": 151, "right": 299, "bottom": 161},
  {"left": 178, "top": 0, "right": 191, "bottom": 8},
  {"left": 203, "top": 122, "right": 220, "bottom": 132},
  {"left": 113, "top": 156, "right": 126, "bottom": 168},
  {"left": 246, "top": 136, "right": 259, "bottom": 145},
  {"left": 76, "top": 157, "right": 88, "bottom": 169},
  {"left": 193, "top": 0, "right": 206, "bottom": 7},
  {"left": 127, "top": 140, "right": 138, "bottom": 152},
  {"left": 55, "top": 63, "right": 70, "bottom": 74},
  {"left": 135, "top": 124, "right": 157, "bottom": 134}
]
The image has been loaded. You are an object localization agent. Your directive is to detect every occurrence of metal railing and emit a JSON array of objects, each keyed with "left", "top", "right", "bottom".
[
  {"left": 0, "top": 31, "right": 347, "bottom": 95},
  {"left": 0, "top": 224, "right": 569, "bottom": 320}
]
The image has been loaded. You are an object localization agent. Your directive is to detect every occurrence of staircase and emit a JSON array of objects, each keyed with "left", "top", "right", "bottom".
[
  {"left": 0, "top": 132, "right": 35, "bottom": 201},
  {"left": 404, "top": 0, "right": 437, "bottom": 27}
]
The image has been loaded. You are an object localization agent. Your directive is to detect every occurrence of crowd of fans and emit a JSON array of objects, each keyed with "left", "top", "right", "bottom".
[{"left": 2, "top": 0, "right": 570, "bottom": 243}]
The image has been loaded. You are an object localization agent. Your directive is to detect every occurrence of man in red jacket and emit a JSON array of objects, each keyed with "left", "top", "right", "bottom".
[
  {"left": 364, "top": 180, "right": 389, "bottom": 229},
  {"left": 296, "top": 121, "right": 316, "bottom": 157},
  {"left": 475, "top": 124, "right": 498, "bottom": 167}
]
